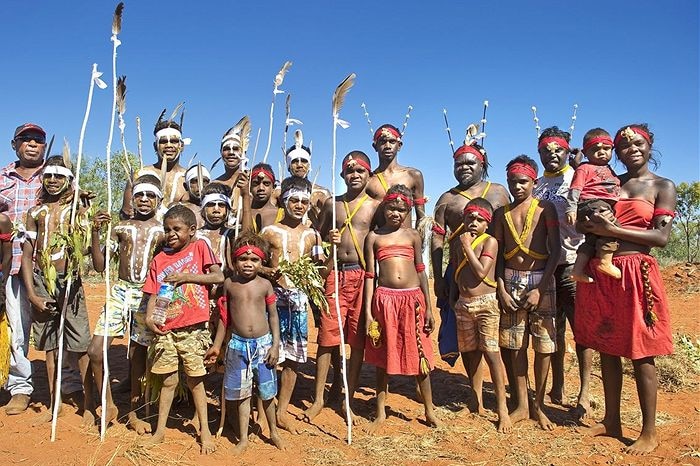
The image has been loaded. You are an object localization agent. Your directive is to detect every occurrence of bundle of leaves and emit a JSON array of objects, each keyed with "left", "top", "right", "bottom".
[{"left": 278, "top": 256, "right": 328, "bottom": 314}]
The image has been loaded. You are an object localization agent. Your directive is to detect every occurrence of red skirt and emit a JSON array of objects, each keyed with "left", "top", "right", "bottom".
[
  {"left": 364, "top": 287, "right": 434, "bottom": 376},
  {"left": 575, "top": 254, "right": 673, "bottom": 360}
]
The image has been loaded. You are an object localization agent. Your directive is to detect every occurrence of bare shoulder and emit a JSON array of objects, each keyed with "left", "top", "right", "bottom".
[
  {"left": 653, "top": 175, "right": 676, "bottom": 192},
  {"left": 0, "top": 213, "right": 11, "bottom": 232}
]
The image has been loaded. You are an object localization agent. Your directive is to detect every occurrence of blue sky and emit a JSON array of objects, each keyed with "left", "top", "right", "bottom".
[{"left": 1, "top": 0, "right": 697, "bottom": 211}]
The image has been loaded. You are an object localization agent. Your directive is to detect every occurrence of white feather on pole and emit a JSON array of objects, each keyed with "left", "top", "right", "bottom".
[
  {"left": 262, "top": 61, "right": 292, "bottom": 163},
  {"left": 331, "top": 73, "right": 356, "bottom": 445},
  {"left": 51, "top": 63, "right": 106, "bottom": 442}
]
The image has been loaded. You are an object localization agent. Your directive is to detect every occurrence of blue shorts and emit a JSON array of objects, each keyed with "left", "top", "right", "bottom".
[
  {"left": 224, "top": 333, "right": 278, "bottom": 401},
  {"left": 276, "top": 288, "right": 309, "bottom": 363}
]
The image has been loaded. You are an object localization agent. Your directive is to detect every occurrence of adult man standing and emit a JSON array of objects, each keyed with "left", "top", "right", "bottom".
[
  {"left": 0, "top": 123, "right": 47, "bottom": 414},
  {"left": 533, "top": 126, "right": 591, "bottom": 419},
  {"left": 365, "top": 124, "right": 426, "bottom": 228}
]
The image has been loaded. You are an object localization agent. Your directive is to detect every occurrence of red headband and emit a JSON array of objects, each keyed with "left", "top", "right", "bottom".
[
  {"left": 583, "top": 136, "right": 614, "bottom": 152},
  {"left": 507, "top": 162, "right": 538, "bottom": 180},
  {"left": 463, "top": 205, "right": 492, "bottom": 223},
  {"left": 538, "top": 136, "right": 570, "bottom": 151},
  {"left": 251, "top": 167, "right": 275, "bottom": 183},
  {"left": 614, "top": 126, "right": 651, "bottom": 147},
  {"left": 342, "top": 156, "right": 371, "bottom": 173},
  {"left": 453, "top": 144, "right": 485, "bottom": 163},
  {"left": 382, "top": 192, "right": 413, "bottom": 207},
  {"left": 373, "top": 126, "right": 401, "bottom": 143},
  {"left": 233, "top": 245, "right": 266, "bottom": 261}
]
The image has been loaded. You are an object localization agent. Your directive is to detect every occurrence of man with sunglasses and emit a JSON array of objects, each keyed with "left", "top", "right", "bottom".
[{"left": 0, "top": 124, "right": 47, "bottom": 414}]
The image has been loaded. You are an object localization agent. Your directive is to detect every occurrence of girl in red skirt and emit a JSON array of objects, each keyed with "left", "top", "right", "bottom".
[
  {"left": 363, "top": 184, "right": 440, "bottom": 430},
  {"left": 575, "top": 124, "right": 676, "bottom": 455}
]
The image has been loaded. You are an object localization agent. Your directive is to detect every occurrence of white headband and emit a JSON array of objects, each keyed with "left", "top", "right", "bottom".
[
  {"left": 155, "top": 127, "right": 192, "bottom": 146},
  {"left": 282, "top": 188, "right": 311, "bottom": 204},
  {"left": 286, "top": 147, "right": 311, "bottom": 168},
  {"left": 221, "top": 133, "right": 241, "bottom": 147},
  {"left": 43, "top": 166, "right": 74, "bottom": 179},
  {"left": 202, "top": 193, "right": 231, "bottom": 207},
  {"left": 185, "top": 166, "right": 211, "bottom": 184},
  {"left": 132, "top": 183, "right": 163, "bottom": 198}
]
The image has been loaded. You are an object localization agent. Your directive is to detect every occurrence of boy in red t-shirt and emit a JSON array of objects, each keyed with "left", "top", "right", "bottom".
[{"left": 143, "top": 204, "right": 224, "bottom": 455}]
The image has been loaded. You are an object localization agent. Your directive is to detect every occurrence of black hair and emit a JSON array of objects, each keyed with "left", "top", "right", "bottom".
[
  {"left": 200, "top": 181, "right": 232, "bottom": 198},
  {"left": 133, "top": 174, "right": 161, "bottom": 188},
  {"left": 464, "top": 197, "right": 494, "bottom": 216},
  {"left": 506, "top": 154, "right": 539, "bottom": 177},
  {"left": 385, "top": 183, "right": 413, "bottom": 203},
  {"left": 163, "top": 203, "right": 197, "bottom": 227},
  {"left": 461, "top": 142, "right": 490, "bottom": 180},
  {"left": 251, "top": 162, "right": 275, "bottom": 183},
  {"left": 232, "top": 231, "right": 270, "bottom": 264},
  {"left": 285, "top": 145, "right": 311, "bottom": 157},
  {"left": 539, "top": 126, "right": 571, "bottom": 144},
  {"left": 280, "top": 176, "right": 312, "bottom": 196},
  {"left": 341, "top": 151, "right": 371, "bottom": 173},
  {"left": 614, "top": 123, "right": 658, "bottom": 169},
  {"left": 153, "top": 120, "right": 182, "bottom": 136},
  {"left": 41, "top": 155, "right": 74, "bottom": 204},
  {"left": 375, "top": 123, "right": 401, "bottom": 136}
]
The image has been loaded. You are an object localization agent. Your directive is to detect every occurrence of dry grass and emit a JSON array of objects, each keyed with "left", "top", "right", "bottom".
[
  {"left": 620, "top": 409, "right": 674, "bottom": 427},
  {"left": 123, "top": 439, "right": 195, "bottom": 466}
]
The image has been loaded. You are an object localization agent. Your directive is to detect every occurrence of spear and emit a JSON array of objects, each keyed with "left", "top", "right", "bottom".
[
  {"left": 262, "top": 61, "right": 292, "bottom": 163},
  {"left": 443, "top": 108, "right": 455, "bottom": 154},
  {"left": 136, "top": 116, "right": 143, "bottom": 171},
  {"left": 51, "top": 63, "right": 107, "bottom": 442},
  {"left": 97, "top": 1, "right": 124, "bottom": 442},
  {"left": 360, "top": 102, "right": 374, "bottom": 135},
  {"left": 569, "top": 103, "right": 579, "bottom": 140},
  {"left": 480, "top": 100, "right": 489, "bottom": 146},
  {"left": 331, "top": 72, "right": 356, "bottom": 445}
]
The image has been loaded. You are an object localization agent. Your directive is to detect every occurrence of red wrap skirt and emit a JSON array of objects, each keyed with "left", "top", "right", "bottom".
[
  {"left": 364, "top": 287, "right": 434, "bottom": 376},
  {"left": 575, "top": 254, "right": 673, "bottom": 360}
]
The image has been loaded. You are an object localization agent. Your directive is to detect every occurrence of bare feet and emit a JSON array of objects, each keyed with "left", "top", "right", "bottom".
[
  {"left": 32, "top": 404, "right": 63, "bottom": 427},
  {"left": 580, "top": 420, "right": 623, "bottom": 438},
  {"left": 303, "top": 401, "right": 324, "bottom": 423},
  {"left": 624, "top": 433, "right": 658, "bottom": 455},
  {"left": 497, "top": 412, "right": 513, "bottom": 433},
  {"left": 597, "top": 262, "right": 622, "bottom": 279},
  {"left": 571, "top": 272, "right": 594, "bottom": 284},
  {"left": 533, "top": 405, "right": 556, "bottom": 431},
  {"left": 231, "top": 439, "right": 249, "bottom": 455},
  {"left": 509, "top": 406, "right": 529, "bottom": 425},
  {"left": 425, "top": 409, "right": 442, "bottom": 428},
  {"left": 270, "top": 432, "right": 287, "bottom": 451},
  {"left": 102, "top": 403, "right": 118, "bottom": 426},
  {"left": 342, "top": 405, "right": 365, "bottom": 426},
  {"left": 364, "top": 413, "right": 386, "bottom": 434},
  {"left": 184, "top": 413, "right": 200, "bottom": 433},
  {"left": 276, "top": 413, "right": 299, "bottom": 434},
  {"left": 573, "top": 397, "right": 591, "bottom": 421},
  {"left": 547, "top": 389, "right": 564, "bottom": 406},
  {"left": 143, "top": 430, "right": 165, "bottom": 446},
  {"left": 200, "top": 431, "right": 216, "bottom": 455},
  {"left": 127, "top": 412, "right": 152, "bottom": 435},
  {"left": 81, "top": 409, "right": 96, "bottom": 428}
]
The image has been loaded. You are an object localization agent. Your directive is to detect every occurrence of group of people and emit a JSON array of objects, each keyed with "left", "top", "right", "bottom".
[{"left": 0, "top": 113, "right": 676, "bottom": 457}]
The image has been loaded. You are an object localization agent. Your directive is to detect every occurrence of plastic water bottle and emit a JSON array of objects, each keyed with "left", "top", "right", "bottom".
[{"left": 152, "top": 283, "right": 175, "bottom": 326}]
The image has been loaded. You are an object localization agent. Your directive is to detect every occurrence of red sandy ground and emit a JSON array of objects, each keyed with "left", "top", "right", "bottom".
[{"left": 1, "top": 266, "right": 698, "bottom": 466}]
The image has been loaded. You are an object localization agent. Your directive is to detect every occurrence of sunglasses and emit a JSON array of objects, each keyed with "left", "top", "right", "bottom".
[
  {"left": 15, "top": 135, "right": 46, "bottom": 144},
  {"left": 158, "top": 137, "right": 181, "bottom": 145}
]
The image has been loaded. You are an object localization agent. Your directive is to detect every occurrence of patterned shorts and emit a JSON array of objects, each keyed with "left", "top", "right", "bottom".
[
  {"left": 94, "top": 280, "right": 144, "bottom": 338},
  {"left": 498, "top": 268, "right": 556, "bottom": 354},
  {"left": 130, "top": 304, "right": 154, "bottom": 347},
  {"left": 151, "top": 325, "right": 210, "bottom": 377},
  {"left": 454, "top": 293, "right": 500, "bottom": 353},
  {"left": 224, "top": 333, "right": 278, "bottom": 401},
  {"left": 275, "top": 288, "right": 309, "bottom": 364}
]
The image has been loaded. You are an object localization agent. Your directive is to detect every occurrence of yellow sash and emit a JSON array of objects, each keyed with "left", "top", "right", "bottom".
[
  {"left": 446, "top": 182, "right": 493, "bottom": 242},
  {"left": 376, "top": 172, "right": 389, "bottom": 193},
  {"left": 338, "top": 194, "right": 369, "bottom": 269},
  {"left": 454, "top": 232, "right": 497, "bottom": 287},
  {"left": 503, "top": 199, "right": 548, "bottom": 260}
]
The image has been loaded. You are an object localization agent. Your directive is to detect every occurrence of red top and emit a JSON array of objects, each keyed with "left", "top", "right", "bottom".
[
  {"left": 615, "top": 198, "right": 654, "bottom": 230},
  {"left": 376, "top": 245, "right": 414, "bottom": 262},
  {"left": 143, "top": 239, "right": 219, "bottom": 331},
  {"left": 570, "top": 163, "right": 620, "bottom": 201}
]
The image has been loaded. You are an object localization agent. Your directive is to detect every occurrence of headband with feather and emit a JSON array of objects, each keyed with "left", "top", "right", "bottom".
[
  {"left": 285, "top": 129, "right": 311, "bottom": 167},
  {"left": 154, "top": 103, "right": 190, "bottom": 144}
]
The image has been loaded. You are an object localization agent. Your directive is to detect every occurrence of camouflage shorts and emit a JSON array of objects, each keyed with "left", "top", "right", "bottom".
[{"left": 151, "top": 325, "right": 210, "bottom": 377}]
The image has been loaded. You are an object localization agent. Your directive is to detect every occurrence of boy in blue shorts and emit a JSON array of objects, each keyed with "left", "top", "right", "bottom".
[{"left": 206, "top": 232, "right": 285, "bottom": 454}]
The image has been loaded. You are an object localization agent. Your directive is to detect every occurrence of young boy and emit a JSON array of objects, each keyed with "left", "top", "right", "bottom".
[
  {"left": 305, "top": 151, "right": 380, "bottom": 423},
  {"left": 363, "top": 184, "right": 439, "bottom": 431},
  {"left": 250, "top": 163, "right": 281, "bottom": 232},
  {"left": 492, "top": 155, "right": 561, "bottom": 430},
  {"left": 450, "top": 198, "right": 511, "bottom": 433},
  {"left": 21, "top": 156, "right": 109, "bottom": 423},
  {"left": 205, "top": 232, "right": 285, "bottom": 454},
  {"left": 86, "top": 174, "right": 164, "bottom": 433},
  {"left": 566, "top": 128, "right": 622, "bottom": 282},
  {"left": 366, "top": 124, "right": 427, "bottom": 227},
  {"left": 183, "top": 164, "right": 211, "bottom": 228},
  {"left": 261, "top": 176, "right": 324, "bottom": 433},
  {"left": 143, "top": 204, "right": 223, "bottom": 454}
]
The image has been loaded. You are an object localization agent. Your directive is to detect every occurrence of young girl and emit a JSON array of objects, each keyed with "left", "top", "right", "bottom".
[{"left": 363, "top": 184, "right": 440, "bottom": 430}]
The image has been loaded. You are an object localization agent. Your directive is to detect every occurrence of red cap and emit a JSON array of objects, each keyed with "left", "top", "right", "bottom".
[{"left": 14, "top": 123, "right": 46, "bottom": 139}]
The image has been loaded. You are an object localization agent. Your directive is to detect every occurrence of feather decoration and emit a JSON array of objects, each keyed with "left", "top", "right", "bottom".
[
  {"left": 187, "top": 152, "right": 198, "bottom": 168},
  {"left": 464, "top": 123, "right": 480, "bottom": 145},
  {"left": 274, "top": 61, "right": 293, "bottom": 88},
  {"left": 401, "top": 105, "right": 413, "bottom": 136},
  {"left": 238, "top": 116, "right": 251, "bottom": 154},
  {"left": 136, "top": 116, "right": 143, "bottom": 171},
  {"left": 360, "top": 102, "right": 374, "bottom": 134},
  {"left": 116, "top": 76, "right": 127, "bottom": 117},
  {"left": 180, "top": 108, "right": 185, "bottom": 131},
  {"left": 263, "top": 61, "right": 292, "bottom": 163},
  {"left": 531, "top": 106, "right": 541, "bottom": 138},
  {"left": 480, "top": 100, "right": 489, "bottom": 146},
  {"left": 332, "top": 73, "right": 356, "bottom": 118},
  {"left": 443, "top": 108, "right": 455, "bottom": 154},
  {"left": 62, "top": 138, "right": 72, "bottom": 172},
  {"left": 569, "top": 103, "right": 578, "bottom": 139},
  {"left": 45, "top": 135, "right": 55, "bottom": 165},
  {"left": 169, "top": 102, "right": 184, "bottom": 123},
  {"left": 155, "top": 108, "right": 166, "bottom": 128},
  {"left": 210, "top": 157, "right": 222, "bottom": 172},
  {"left": 294, "top": 129, "right": 303, "bottom": 149},
  {"left": 112, "top": 2, "right": 124, "bottom": 35}
]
